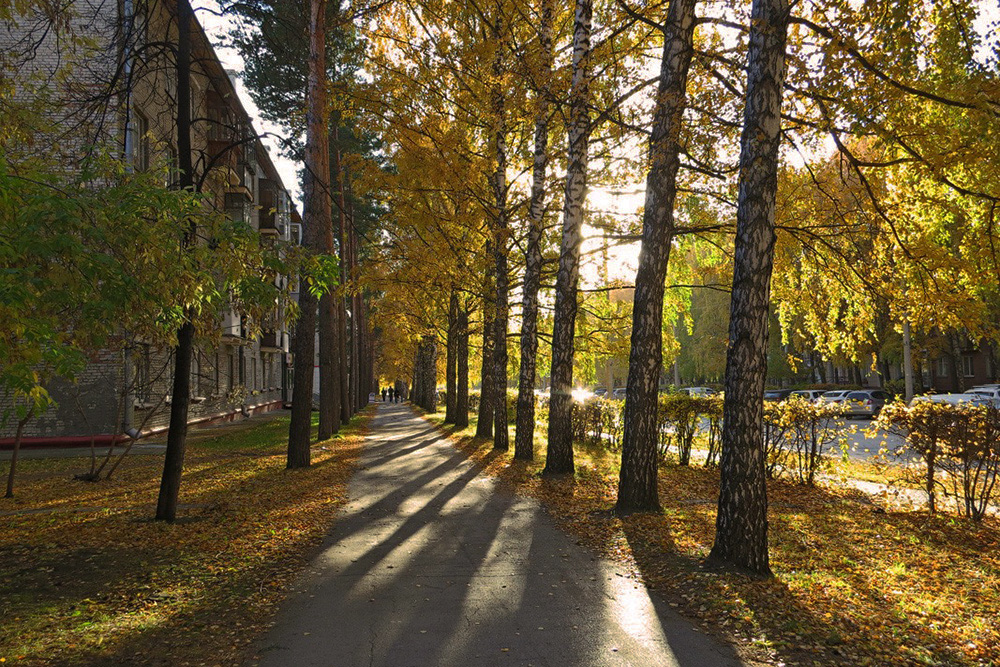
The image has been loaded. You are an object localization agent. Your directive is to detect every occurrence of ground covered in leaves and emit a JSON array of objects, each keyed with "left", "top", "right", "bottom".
[
  {"left": 426, "top": 412, "right": 1000, "bottom": 667},
  {"left": 0, "top": 410, "right": 370, "bottom": 666}
]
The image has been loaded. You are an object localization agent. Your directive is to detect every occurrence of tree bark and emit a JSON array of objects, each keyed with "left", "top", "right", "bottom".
[
  {"left": 544, "top": 0, "right": 591, "bottom": 476},
  {"left": 903, "top": 319, "right": 914, "bottom": 401},
  {"left": 348, "top": 178, "right": 361, "bottom": 414},
  {"left": 489, "top": 10, "right": 510, "bottom": 451},
  {"left": 333, "top": 134, "right": 351, "bottom": 425},
  {"left": 476, "top": 268, "right": 496, "bottom": 439},
  {"left": 285, "top": 0, "right": 330, "bottom": 471},
  {"left": 4, "top": 410, "right": 33, "bottom": 498},
  {"left": 707, "top": 0, "right": 789, "bottom": 578},
  {"left": 617, "top": 0, "right": 698, "bottom": 514},
  {"left": 157, "top": 0, "right": 196, "bottom": 520},
  {"left": 416, "top": 335, "right": 438, "bottom": 412},
  {"left": 446, "top": 288, "right": 459, "bottom": 423},
  {"left": 456, "top": 303, "right": 470, "bottom": 428},
  {"left": 514, "top": 0, "right": 554, "bottom": 462},
  {"left": 318, "top": 127, "right": 339, "bottom": 439}
]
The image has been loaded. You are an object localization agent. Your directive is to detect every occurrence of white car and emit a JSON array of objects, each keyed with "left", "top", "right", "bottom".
[
  {"left": 911, "top": 393, "right": 991, "bottom": 407},
  {"left": 967, "top": 387, "right": 1000, "bottom": 408},
  {"left": 818, "top": 389, "right": 852, "bottom": 407},
  {"left": 680, "top": 386, "right": 717, "bottom": 397},
  {"left": 790, "top": 389, "right": 825, "bottom": 402}
]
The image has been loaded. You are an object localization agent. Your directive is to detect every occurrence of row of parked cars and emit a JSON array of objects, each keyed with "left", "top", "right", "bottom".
[
  {"left": 588, "top": 384, "right": 1000, "bottom": 417},
  {"left": 764, "top": 384, "right": 1000, "bottom": 417}
]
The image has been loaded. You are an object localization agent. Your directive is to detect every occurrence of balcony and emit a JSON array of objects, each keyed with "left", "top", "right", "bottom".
[
  {"left": 260, "top": 329, "right": 287, "bottom": 353},
  {"left": 221, "top": 311, "right": 246, "bottom": 345},
  {"left": 259, "top": 208, "right": 280, "bottom": 236}
]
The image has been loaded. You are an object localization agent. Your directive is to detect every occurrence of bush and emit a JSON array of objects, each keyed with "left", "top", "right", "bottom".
[
  {"left": 656, "top": 394, "right": 719, "bottom": 465},
  {"left": 773, "top": 396, "right": 843, "bottom": 485},
  {"left": 874, "top": 400, "right": 1000, "bottom": 520}
]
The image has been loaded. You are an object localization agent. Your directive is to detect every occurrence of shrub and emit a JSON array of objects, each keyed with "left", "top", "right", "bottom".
[
  {"left": 776, "top": 396, "right": 844, "bottom": 485},
  {"left": 656, "top": 393, "right": 715, "bottom": 465},
  {"left": 874, "top": 400, "right": 1000, "bottom": 520}
]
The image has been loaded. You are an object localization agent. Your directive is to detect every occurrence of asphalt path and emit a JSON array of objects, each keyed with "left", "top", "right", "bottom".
[{"left": 248, "top": 402, "right": 747, "bottom": 667}]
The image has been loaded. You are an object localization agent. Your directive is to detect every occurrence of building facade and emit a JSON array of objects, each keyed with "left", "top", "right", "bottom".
[{"left": 1, "top": 0, "right": 301, "bottom": 445}]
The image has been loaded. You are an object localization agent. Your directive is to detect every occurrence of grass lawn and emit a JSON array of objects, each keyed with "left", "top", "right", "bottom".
[
  {"left": 0, "top": 409, "right": 371, "bottom": 666},
  {"left": 424, "top": 410, "right": 1000, "bottom": 667}
]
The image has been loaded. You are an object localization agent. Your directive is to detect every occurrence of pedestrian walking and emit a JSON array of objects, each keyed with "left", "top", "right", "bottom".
[
  {"left": 388, "top": 386, "right": 395, "bottom": 403},
  {"left": 381, "top": 387, "right": 387, "bottom": 402}
]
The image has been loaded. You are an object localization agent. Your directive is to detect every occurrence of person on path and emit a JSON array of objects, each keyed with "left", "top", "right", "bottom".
[
  {"left": 381, "top": 387, "right": 387, "bottom": 402},
  {"left": 388, "top": 386, "right": 395, "bottom": 403}
]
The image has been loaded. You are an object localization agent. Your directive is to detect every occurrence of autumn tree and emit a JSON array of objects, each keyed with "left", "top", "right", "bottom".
[
  {"left": 544, "top": 0, "right": 592, "bottom": 476},
  {"left": 615, "top": 0, "right": 698, "bottom": 513},
  {"left": 707, "top": 0, "right": 790, "bottom": 577}
]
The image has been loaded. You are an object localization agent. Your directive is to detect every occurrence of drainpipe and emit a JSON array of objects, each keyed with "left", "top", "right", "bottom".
[{"left": 122, "top": 0, "right": 136, "bottom": 431}]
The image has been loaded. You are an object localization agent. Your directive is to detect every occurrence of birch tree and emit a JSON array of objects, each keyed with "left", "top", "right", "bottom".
[
  {"left": 707, "top": 0, "right": 790, "bottom": 577},
  {"left": 615, "top": 0, "right": 698, "bottom": 513},
  {"left": 544, "top": 0, "right": 592, "bottom": 476},
  {"left": 513, "top": 0, "right": 555, "bottom": 461}
]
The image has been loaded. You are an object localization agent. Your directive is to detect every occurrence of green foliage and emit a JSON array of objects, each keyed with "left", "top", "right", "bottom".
[{"left": 0, "top": 146, "right": 295, "bottom": 424}]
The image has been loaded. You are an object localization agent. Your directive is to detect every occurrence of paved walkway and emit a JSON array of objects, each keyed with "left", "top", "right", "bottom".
[{"left": 250, "top": 402, "right": 746, "bottom": 667}]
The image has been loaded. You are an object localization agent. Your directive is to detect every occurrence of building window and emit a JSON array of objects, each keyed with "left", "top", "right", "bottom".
[
  {"left": 963, "top": 355, "right": 975, "bottom": 378},
  {"left": 190, "top": 351, "right": 200, "bottom": 397},
  {"left": 937, "top": 356, "right": 949, "bottom": 377},
  {"left": 134, "top": 345, "right": 151, "bottom": 402},
  {"left": 228, "top": 351, "right": 235, "bottom": 391}
]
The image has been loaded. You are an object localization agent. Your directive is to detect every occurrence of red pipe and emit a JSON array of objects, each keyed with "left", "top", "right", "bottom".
[{"left": 0, "top": 434, "right": 130, "bottom": 450}]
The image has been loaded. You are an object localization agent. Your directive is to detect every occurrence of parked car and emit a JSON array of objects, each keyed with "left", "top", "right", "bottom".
[
  {"left": 680, "top": 386, "right": 717, "bottom": 397},
  {"left": 843, "top": 389, "right": 892, "bottom": 418},
  {"left": 966, "top": 387, "right": 1000, "bottom": 408},
  {"left": 612, "top": 387, "right": 627, "bottom": 400},
  {"left": 911, "top": 393, "right": 991, "bottom": 407},
  {"left": 790, "top": 389, "right": 825, "bottom": 402},
  {"left": 818, "top": 390, "right": 852, "bottom": 411},
  {"left": 593, "top": 387, "right": 607, "bottom": 398},
  {"left": 763, "top": 388, "right": 794, "bottom": 401}
]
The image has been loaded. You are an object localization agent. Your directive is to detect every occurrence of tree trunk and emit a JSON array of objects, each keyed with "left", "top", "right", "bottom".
[
  {"left": 349, "top": 260, "right": 359, "bottom": 414},
  {"left": 707, "top": 0, "right": 789, "bottom": 578},
  {"left": 318, "top": 130, "right": 339, "bottom": 439},
  {"left": 285, "top": 0, "right": 329, "bottom": 471},
  {"left": 333, "top": 136, "right": 351, "bottom": 426},
  {"left": 359, "top": 294, "right": 371, "bottom": 407},
  {"left": 446, "top": 288, "right": 459, "bottom": 423},
  {"left": 476, "top": 271, "right": 496, "bottom": 439},
  {"left": 416, "top": 335, "right": 438, "bottom": 412},
  {"left": 514, "top": 0, "right": 554, "bottom": 462},
  {"left": 616, "top": 0, "right": 698, "bottom": 514},
  {"left": 156, "top": 0, "right": 196, "bottom": 520},
  {"left": 411, "top": 345, "right": 421, "bottom": 407},
  {"left": 4, "top": 410, "right": 33, "bottom": 498},
  {"left": 902, "top": 319, "right": 914, "bottom": 401},
  {"left": 319, "top": 293, "right": 338, "bottom": 438},
  {"left": 489, "top": 11, "right": 510, "bottom": 451},
  {"left": 544, "top": 0, "right": 591, "bottom": 476},
  {"left": 456, "top": 303, "right": 470, "bottom": 428}
]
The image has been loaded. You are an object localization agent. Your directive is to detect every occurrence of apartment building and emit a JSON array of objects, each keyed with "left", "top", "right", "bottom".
[{"left": 1, "top": 0, "right": 302, "bottom": 445}]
